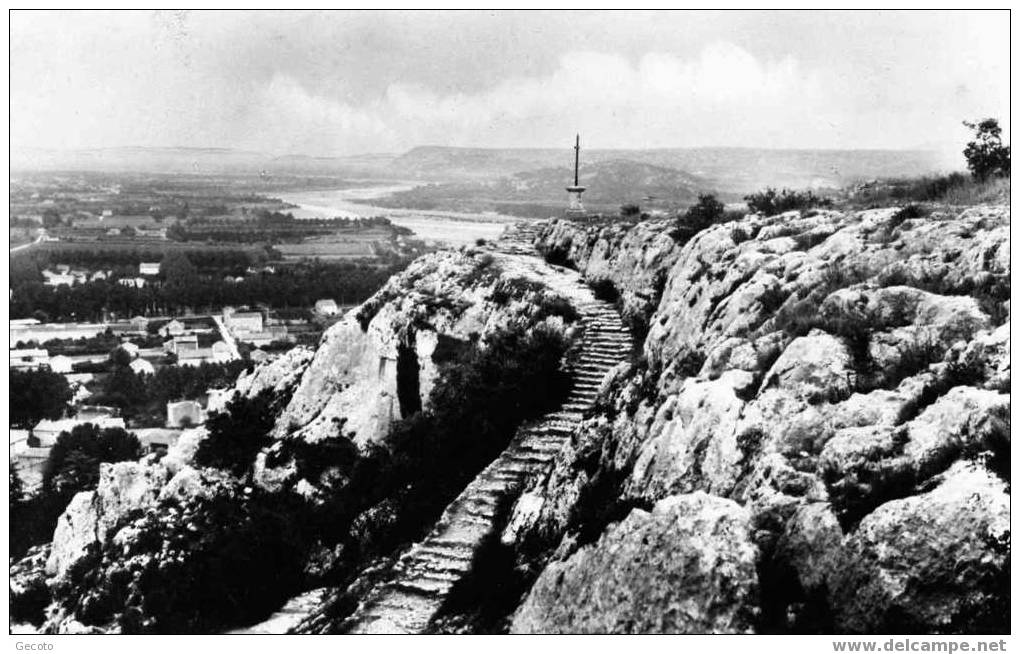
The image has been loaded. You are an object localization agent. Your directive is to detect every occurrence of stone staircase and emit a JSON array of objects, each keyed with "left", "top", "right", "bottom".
[{"left": 336, "top": 221, "right": 633, "bottom": 634}]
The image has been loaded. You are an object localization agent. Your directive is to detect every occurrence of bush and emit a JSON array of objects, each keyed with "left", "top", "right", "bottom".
[
  {"left": 963, "top": 118, "right": 1010, "bottom": 182},
  {"left": 671, "top": 194, "right": 726, "bottom": 244},
  {"left": 53, "top": 483, "right": 308, "bottom": 633},
  {"left": 620, "top": 204, "right": 642, "bottom": 219},
  {"left": 43, "top": 425, "right": 143, "bottom": 501},
  {"left": 194, "top": 389, "right": 283, "bottom": 477},
  {"left": 744, "top": 188, "right": 832, "bottom": 216}
]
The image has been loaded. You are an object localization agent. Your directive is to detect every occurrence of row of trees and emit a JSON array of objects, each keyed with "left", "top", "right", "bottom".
[{"left": 11, "top": 259, "right": 406, "bottom": 322}]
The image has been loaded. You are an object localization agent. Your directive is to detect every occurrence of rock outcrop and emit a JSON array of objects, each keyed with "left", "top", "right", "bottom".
[
  {"left": 502, "top": 205, "right": 1009, "bottom": 634},
  {"left": 511, "top": 492, "right": 759, "bottom": 634}
]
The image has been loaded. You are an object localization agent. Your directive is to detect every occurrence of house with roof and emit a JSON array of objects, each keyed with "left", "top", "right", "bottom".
[
  {"left": 165, "top": 333, "right": 199, "bottom": 354},
  {"left": 32, "top": 416, "right": 126, "bottom": 448},
  {"left": 226, "top": 311, "right": 263, "bottom": 334},
  {"left": 315, "top": 299, "right": 339, "bottom": 316},
  {"left": 160, "top": 319, "right": 187, "bottom": 338},
  {"left": 49, "top": 355, "right": 73, "bottom": 373},
  {"left": 139, "top": 262, "right": 161, "bottom": 276},
  {"left": 129, "top": 358, "right": 156, "bottom": 376},
  {"left": 10, "top": 348, "right": 50, "bottom": 369},
  {"left": 119, "top": 342, "right": 140, "bottom": 358},
  {"left": 166, "top": 400, "right": 204, "bottom": 428}
]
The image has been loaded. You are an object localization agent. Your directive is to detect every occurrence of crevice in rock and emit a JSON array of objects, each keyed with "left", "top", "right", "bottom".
[{"left": 395, "top": 339, "right": 422, "bottom": 419}]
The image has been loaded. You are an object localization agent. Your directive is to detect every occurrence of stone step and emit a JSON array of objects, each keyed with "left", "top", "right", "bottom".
[
  {"left": 389, "top": 578, "right": 450, "bottom": 598},
  {"left": 516, "top": 441, "right": 566, "bottom": 457},
  {"left": 413, "top": 543, "right": 475, "bottom": 562},
  {"left": 506, "top": 450, "right": 554, "bottom": 467},
  {"left": 407, "top": 552, "right": 475, "bottom": 573}
]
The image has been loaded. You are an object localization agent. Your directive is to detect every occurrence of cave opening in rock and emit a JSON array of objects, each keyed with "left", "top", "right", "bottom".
[{"left": 396, "top": 340, "right": 423, "bottom": 418}]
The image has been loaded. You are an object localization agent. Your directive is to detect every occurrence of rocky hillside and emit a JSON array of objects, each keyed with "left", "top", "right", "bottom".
[
  {"left": 12, "top": 204, "right": 1009, "bottom": 635},
  {"left": 13, "top": 248, "right": 590, "bottom": 634},
  {"left": 499, "top": 205, "right": 1009, "bottom": 633}
]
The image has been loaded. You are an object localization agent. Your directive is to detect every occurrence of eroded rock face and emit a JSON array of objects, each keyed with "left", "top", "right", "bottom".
[
  {"left": 45, "top": 462, "right": 167, "bottom": 581},
  {"left": 506, "top": 205, "right": 1009, "bottom": 634},
  {"left": 829, "top": 461, "right": 1009, "bottom": 633},
  {"left": 510, "top": 492, "right": 758, "bottom": 634}
]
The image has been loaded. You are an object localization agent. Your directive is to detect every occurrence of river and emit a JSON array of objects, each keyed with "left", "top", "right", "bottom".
[{"left": 276, "top": 185, "right": 522, "bottom": 247}]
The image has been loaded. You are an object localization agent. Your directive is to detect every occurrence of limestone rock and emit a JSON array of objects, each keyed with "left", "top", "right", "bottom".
[
  {"left": 510, "top": 492, "right": 758, "bottom": 634},
  {"left": 828, "top": 461, "right": 1009, "bottom": 633},
  {"left": 46, "top": 461, "right": 167, "bottom": 580}
]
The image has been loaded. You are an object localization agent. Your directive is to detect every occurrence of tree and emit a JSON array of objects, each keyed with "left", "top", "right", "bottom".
[
  {"left": 43, "top": 425, "right": 143, "bottom": 501},
  {"left": 963, "top": 118, "right": 1010, "bottom": 182},
  {"left": 195, "top": 389, "right": 281, "bottom": 477},
  {"left": 10, "top": 368, "right": 73, "bottom": 428},
  {"left": 10, "top": 463, "right": 25, "bottom": 511},
  {"left": 620, "top": 204, "right": 642, "bottom": 219},
  {"left": 41, "top": 208, "right": 62, "bottom": 228},
  {"left": 672, "top": 193, "right": 726, "bottom": 244}
]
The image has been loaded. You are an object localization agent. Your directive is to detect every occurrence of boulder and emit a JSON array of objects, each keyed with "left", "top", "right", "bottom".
[
  {"left": 828, "top": 461, "right": 1009, "bottom": 633},
  {"left": 510, "top": 492, "right": 758, "bottom": 634}
]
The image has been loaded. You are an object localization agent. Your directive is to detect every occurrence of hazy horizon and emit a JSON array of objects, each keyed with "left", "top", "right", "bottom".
[{"left": 11, "top": 10, "right": 1010, "bottom": 161}]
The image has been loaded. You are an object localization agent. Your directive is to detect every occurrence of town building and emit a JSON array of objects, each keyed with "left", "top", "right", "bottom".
[
  {"left": 315, "top": 299, "right": 339, "bottom": 315},
  {"left": 227, "top": 311, "right": 264, "bottom": 334},
  {"left": 119, "top": 342, "right": 140, "bottom": 358},
  {"left": 166, "top": 333, "right": 199, "bottom": 354},
  {"left": 42, "top": 271, "right": 78, "bottom": 287},
  {"left": 128, "top": 316, "right": 150, "bottom": 333},
  {"left": 133, "top": 428, "right": 182, "bottom": 453},
  {"left": 49, "top": 355, "right": 73, "bottom": 373},
  {"left": 128, "top": 358, "right": 156, "bottom": 376},
  {"left": 139, "top": 262, "right": 161, "bottom": 276},
  {"left": 118, "top": 277, "right": 147, "bottom": 289},
  {"left": 9, "top": 348, "right": 50, "bottom": 369},
  {"left": 11, "top": 321, "right": 108, "bottom": 347},
  {"left": 32, "top": 416, "right": 126, "bottom": 448},
  {"left": 160, "top": 319, "right": 187, "bottom": 338},
  {"left": 166, "top": 400, "right": 204, "bottom": 428}
]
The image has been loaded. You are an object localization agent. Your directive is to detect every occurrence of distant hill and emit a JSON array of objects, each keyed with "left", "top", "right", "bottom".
[
  {"left": 506, "top": 159, "right": 706, "bottom": 205},
  {"left": 13, "top": 144, "right": 962, "bottom": 196},
  {"left": 11, "top": 146, "right": 399, "bottom": 178},
  {"left": 370, "top": 159, "right": 710, "bottom": 218},
  {"left": 391, "top": 145, "right": 961, "bottom": 192}
]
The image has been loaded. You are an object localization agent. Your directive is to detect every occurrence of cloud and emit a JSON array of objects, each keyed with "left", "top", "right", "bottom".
[{"left": 250, "top": 43, "right": 829, "bottom": 155}]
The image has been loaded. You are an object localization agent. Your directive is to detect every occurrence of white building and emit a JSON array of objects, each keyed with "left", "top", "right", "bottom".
[
  {"left": 119, "top": 342, "right": 140, "bottom": 358},
  {"left": 210, "top": 340, "right": 234, "bottom": 362},
  {"left": 139, "top": 262, "right": 161, "bottom": 276},
  {"left": 166, "top": 400, "right": 204, "bottom": 428},
  {"left": 43, "top": 271, "right": 77, "bottom": 287},
  {"left": 315, "top": 299, "right": 339, "bottom": 316},
  {"left": 118, "top": 277, "right": 147, "bottom": 289},
  {"left": 49, "top": 355, "right": 73, "bottom": 373},
  {"left": 228, "top": 311, "right": 263, "bottom": 334},
  {"left": 10, "top": 348, "right": 50, "bottom": 369},
  {"left": 128, "top": 358, "right": 156, "bottom": 376},
  {"left": 160, "top": 320, "right": 187, "bottom": 338},
  {"left": 32, "top": 416, "right": 126, "bottom": 448}
]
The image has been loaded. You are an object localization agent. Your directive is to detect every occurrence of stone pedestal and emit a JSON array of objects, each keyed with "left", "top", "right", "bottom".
[{"left": 566, "top": 185, "right": 587, "bottom": 217}]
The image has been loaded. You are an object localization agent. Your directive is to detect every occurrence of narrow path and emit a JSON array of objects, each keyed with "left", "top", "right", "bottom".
[
  {"left": 339, "top": 221, "right": 633, "bottom": 634},
  {"left": 211, "top": 315, "right": 242, "bottom": 360},
  {"left": 10, "top": 232, "right": 45, "bottom": 253}
]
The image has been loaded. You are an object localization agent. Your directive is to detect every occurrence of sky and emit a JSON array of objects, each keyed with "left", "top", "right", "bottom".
[{"left": 9, "top": 10, "right": 1011, "bottom": 157}]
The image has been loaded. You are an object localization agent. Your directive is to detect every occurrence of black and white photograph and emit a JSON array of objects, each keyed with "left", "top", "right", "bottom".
[{"left": 6, "top": 8, "right": 1012, "bottom": 643}]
